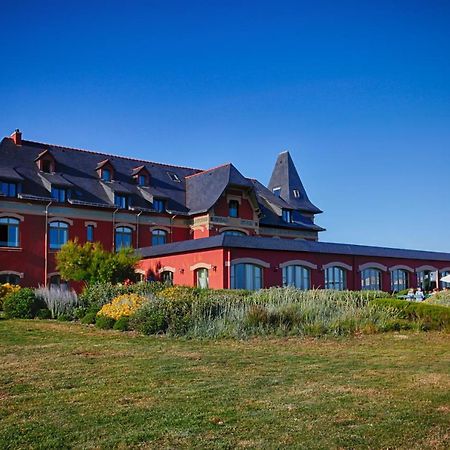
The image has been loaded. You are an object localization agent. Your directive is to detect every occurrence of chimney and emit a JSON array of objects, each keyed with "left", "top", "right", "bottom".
[{"left": 10, "top": 129, "right": 22, "bottom": 145}]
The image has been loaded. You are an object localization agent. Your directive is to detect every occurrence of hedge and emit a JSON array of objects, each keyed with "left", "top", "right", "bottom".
[{"left": 370, "top": 298, "right": 450, "bottom": 331}]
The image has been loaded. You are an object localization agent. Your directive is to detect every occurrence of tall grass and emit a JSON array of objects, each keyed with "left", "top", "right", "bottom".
[
  {"left": 35, "top": 286, "right": 79, "bottom": 319},
  {"left": 131, "top": 287, "right": 401, "bottom": 338}
]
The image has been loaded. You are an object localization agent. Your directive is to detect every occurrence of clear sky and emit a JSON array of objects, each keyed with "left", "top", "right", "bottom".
[{"left": 1, "top": 0, "right": 449, "bottom": 252}]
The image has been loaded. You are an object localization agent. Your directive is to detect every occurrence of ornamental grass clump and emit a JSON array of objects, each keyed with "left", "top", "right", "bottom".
[
  {"left": 98, "top": 293, "right": 147, "bottom": 320},
  {"left": 34, "top": 286, "right": 79, "bottom": 319}
]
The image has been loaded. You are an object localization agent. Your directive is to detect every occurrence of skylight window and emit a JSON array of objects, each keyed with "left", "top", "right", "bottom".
[
  {"left": 293, "top": 189, "right": 300, "bottom": 198},
  {"left": 167, "top": 172, "right": 181, "bottom": 182}
]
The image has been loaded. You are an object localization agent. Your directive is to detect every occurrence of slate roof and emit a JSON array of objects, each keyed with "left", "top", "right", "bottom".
[
  {"left": 268, "top": 151, "right": 322, "bottom": 214},
  {"left": 139, "top": 234, "right": 450, "bottom": 262},
  {"left": 0, "top": 134, "right": 323, "bottom": 232}
]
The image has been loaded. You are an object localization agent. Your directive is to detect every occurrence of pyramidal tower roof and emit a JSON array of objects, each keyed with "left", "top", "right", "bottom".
[{"left": 268, "top": 151, "right": 322, "bottom": 214}]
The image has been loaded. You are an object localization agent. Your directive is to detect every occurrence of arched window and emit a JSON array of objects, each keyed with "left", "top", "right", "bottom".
[
  {"left": 0, "top": 273, "right": 20, "bottom": 285},
  {"left": 222, "top": 230, "right": 246, "bottom": 237},
  {"left": 282, "top": 265, "right": 310, "bottom": 290},
  {"left": 49, "top": 274, "right": 68, "bottom": 290},
  {"left": 441, "top": 271, "right": 450, "bottom": 289},
  {"left": 196, "top": 268, "right": 209, "bottom": 289},
  {"left": 417, "top": 270, "right": 437, "bottom": 291},
  {"left": 49, "top": 221, "right": 69, "bottom": 250},
  {"left": 152, "top": 229, "right": 167, "bottom": 246},
  {"left": 0, "top": 217, "right": 19, "bottom": 247},
  {"left": 229, "top": 200, "right": 239, "bottom": 218},
  {"left": 391, "top": 269, "right": 409, "bottom": 292},
  {"left": 325, "top": 266, "right": 346, "bottom": 290},
  {"left": 231, "top": 263, "right": 262, "bottom": 290},
  {"left": 361, "top": 268, "right": 382, "bottom": 291},
  {"left": 115, "top": 226, "right": 132, "bottom": 251},
  {"left": 160, "top": 271, "right": 173, "bottom": 286}
]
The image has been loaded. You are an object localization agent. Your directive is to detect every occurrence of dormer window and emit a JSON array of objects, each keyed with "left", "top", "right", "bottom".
[
  {"left": 114, "top": 193, "right": 128, "bottom": 209},
  {"left": 167, "top": 171, "right": 181, "bottom": 183},
  {"left": 96, "top": 159, "right": 114, "bottom": 182},
  {"left": 42, "top": 160, "right": 52, "bottom": 173},
  {"left": 138, "top": 174, "right": 147, "bottom": 186},
  {"left": 51, "top": 187, "right": 67, "bottom": 203},
  {"left": 293, "top": 189, "right": 300, "bottom": 198},
  {"left": 272, "top": 187, "right": 281, "bottom": 197},
  {"left": 153, "top": 198, "right": 165, "bottom": 213},
  {"left": 282, "top": 209, "right": 293, "bottom": 223},
  {"left": 229, "top": 200, "right": 239, "bottom": 218},
  {"left": 35, "top": 150, "right": 56, "bottom": 173},
  {"left": 0, "top": 181, "right": 17, "bottom": 197},
  {"left": 102, "top": 168, "right": 111, "bottom": 182}
]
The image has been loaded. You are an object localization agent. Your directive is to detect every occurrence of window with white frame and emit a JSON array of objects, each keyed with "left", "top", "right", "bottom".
[
  {"left": 440, "top": 271, "right": 450, "bottom": 289},
  {"left": 324, "top": 266, "right": 346, "bottom": 290},
  {"left": 391, "top": 269, "right": 409, "bottom": 292},
  {"left": 231, "top": 263, "right": 263, "bottom": 290},
  {"left": 282, "top": 265, "right": 310, "bottom": 290},
  {"left": 0, "top": 181, "right": 17, "bottom": 197},
  {"left": 161, "top": 270, "right": 173, "bottom": 285},
  {"left": 361, "top": 268, "right": 382, "bottom": 291},
  {"left": 49, "top": 221, "right": 69, "bottom": 250},
  {"left": 114, "top": 193, "right": 128, "bottom": 209},
  {"left": 196, "top": 268, "right": 209, "bottom": 289},
  {"left": 152, "top": 229, "right": 167, "bottom": 246},
  {"left": 0, "top": 217, "right": 20, "bottom": 247},
  {"left": 115, "top": 226, "right": 132, "bottom": 250}
]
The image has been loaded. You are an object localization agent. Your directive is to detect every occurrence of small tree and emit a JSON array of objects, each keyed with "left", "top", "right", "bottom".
[{"left": 56, "top": 240, "right": 140, "bottom": 285}]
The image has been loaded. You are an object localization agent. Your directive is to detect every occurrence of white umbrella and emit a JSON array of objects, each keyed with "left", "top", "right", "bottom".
[{"left": 440, "top": 274, "right": 450, "bottom": 283}]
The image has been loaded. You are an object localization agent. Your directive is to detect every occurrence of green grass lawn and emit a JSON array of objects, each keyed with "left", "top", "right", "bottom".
[{"left": 0, "top": 320, "right": 449, "bottom": 449}]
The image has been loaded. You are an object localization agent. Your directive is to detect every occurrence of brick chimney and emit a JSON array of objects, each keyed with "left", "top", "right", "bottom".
[{"left": 10, "top": 129, "right": 22, "bottom": 145}]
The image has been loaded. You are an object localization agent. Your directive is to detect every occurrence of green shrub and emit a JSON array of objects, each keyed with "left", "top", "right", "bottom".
[
  {"left": 57, "top": 314, "right": 71, "bottom": 322},
  {"left": 95, "top": 315, "right": 116, "bottom": 329},
  {"left": 130, "top": 301, "right": 168, "bottom": 335},
  {"left": 36, "top": 308, "right": 52, "bottom": 320},
  {"left": 80, "top": 311, "right": 97, "bottom": 324},
  {"left": 424, "top": 291, "right": 450, "bottom": 307},
  {"left": 113, "top": 316, "right": 130, "bottom": 331},
  {"left": 3, "top": 288, "right": 41, "bottom": 319},
  {"left": 73, "top": 307, "right": 87, "bottom": 320},
  {"left": 371, "top": 298, "right": 450, "bottom": 330}
]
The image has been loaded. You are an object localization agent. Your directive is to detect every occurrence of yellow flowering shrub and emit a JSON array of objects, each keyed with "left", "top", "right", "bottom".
[
  {"left": 159, "top": 286, "right": 200, "bottom": 302},
  {"left": 97, "top": 293, "right": 147, "bottom": 320},
  {"left": 0, "top": 283, "right": 21, "bottom": 310}
]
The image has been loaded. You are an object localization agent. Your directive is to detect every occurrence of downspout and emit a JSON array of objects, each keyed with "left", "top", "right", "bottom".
[
  {"left": 44, "top": 201, "right": 53, "bottom": 287},
  {"left": 227, "top": 248, "right": 231, "bottom": 289},
  {"left": 136, "top": 210, "right": 142, "bottom": 248},
  {"left": 170, "top": 214, "right": 177, "bottom": 243},
  {"left": 112, "top": 208, "right": 119, "bottom": 251}
]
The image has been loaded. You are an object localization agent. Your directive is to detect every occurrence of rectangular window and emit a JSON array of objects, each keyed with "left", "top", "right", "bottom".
[
  {"left": 153, "top": 199, "right": 165, "bottom": 213},
  {"left": 114, "top": 194, "right": 128, "bottom": 209},
  {"left": 0, "top": 182, "right": 17, "bottom": 197},
  {"left": 272, "top": 187, "right": 281, "bottom": 197},
  {"left": 51, "top": 187, "right": 66, "bottom": 202},
  {"left": 229, "top": 200, "right": 239, "bottom": 218},
  {"left": 101, "top": 168, "right": 111, "bottom": 182},
  {"left": 86, "top": 225, "right": 94, "bottom": 242},
  {"left": 138, "top": 174, "right": 147, "bottom": 186},
  {"left": 0, "top": 218, "right": 19, "bottom": 247},
  {"left": 282, "top": 209, "right": 292, "bottom": 223},
  {"left": 293, "top": 189, "right": 300, "bottom": 198}
]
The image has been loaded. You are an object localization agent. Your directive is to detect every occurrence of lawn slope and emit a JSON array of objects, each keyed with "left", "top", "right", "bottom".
[{"left": 0, "top": 320, "right": 449, "bottom": 449}]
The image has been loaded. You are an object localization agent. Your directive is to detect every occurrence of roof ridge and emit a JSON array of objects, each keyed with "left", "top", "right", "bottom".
[
  {"left": 20, "top": 139, "right": 203, "bottom": 172},
  {"left": 184, "top": 162, "right": 233, "bottom": 179}
]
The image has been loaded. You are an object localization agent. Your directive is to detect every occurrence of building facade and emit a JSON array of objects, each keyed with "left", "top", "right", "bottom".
[{"left": 1, "top": 129, "right": 449, "bottom": 291}]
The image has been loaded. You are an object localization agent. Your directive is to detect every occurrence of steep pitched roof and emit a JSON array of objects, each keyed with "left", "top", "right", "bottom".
[
  {"left": 185, "top": 163, "right": 254, "bottom": 214},
  {"left": 268, "top": 151, "right": 322, "bottom": 214}
]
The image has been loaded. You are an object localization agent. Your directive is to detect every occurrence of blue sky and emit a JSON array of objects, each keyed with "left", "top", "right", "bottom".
[{"left": 1, "top": 0, "right": 449, "bottom": 251}]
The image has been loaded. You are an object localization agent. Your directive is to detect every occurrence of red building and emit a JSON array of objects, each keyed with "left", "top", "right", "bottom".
[{"left": 1, "top": 129, "right": 449, "bottom": 291}]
